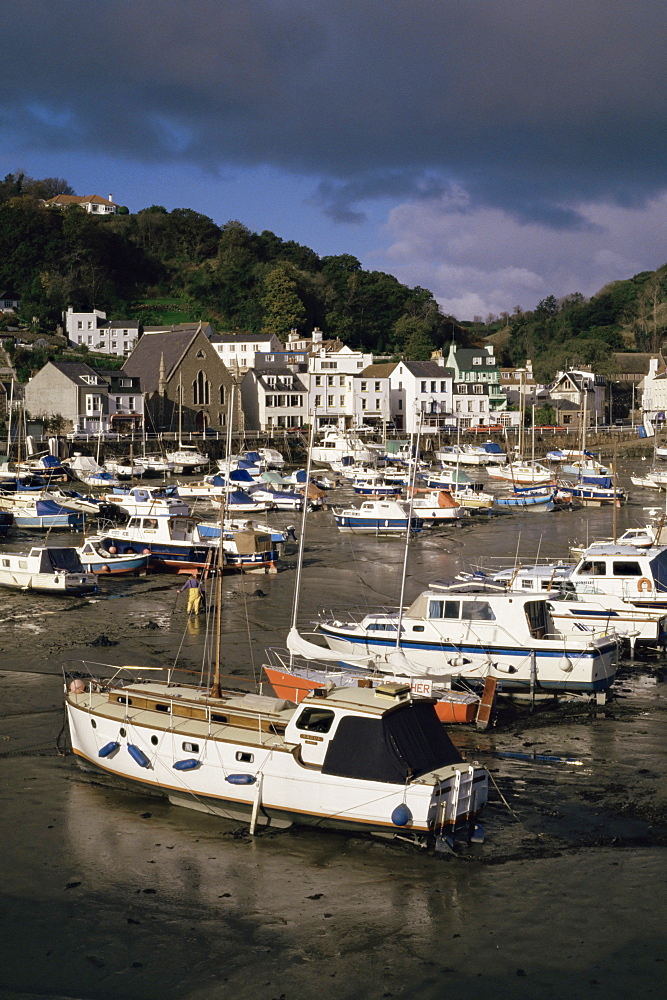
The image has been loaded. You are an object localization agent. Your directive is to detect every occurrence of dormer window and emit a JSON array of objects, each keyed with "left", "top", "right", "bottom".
[{"left": 473, "top": 357, "right": 482, "bottom": 365}]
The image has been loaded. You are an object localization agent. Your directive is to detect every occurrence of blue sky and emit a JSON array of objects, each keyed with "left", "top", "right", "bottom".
[{"left": 2, "top": 0, "right": 665, "bottom": 319}]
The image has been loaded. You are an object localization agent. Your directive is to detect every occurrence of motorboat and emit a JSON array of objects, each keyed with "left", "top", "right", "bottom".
[
  {"left": 493, "top": 489, "right": 555, "bottom": 512},
  {"left": 408, "top": 490, "right": 465, "bottom": 521},
  {"left": 315, "top": 584, "right": 619, "bottom": 697},
  {"left": 140, "top": 454, "right": 175, "bottom": 477},
  {"left": 333, "top": 499, "right": 423, "bottom": 535},
  {"left": 481, "top": 564, "right": 667, "bottom": 647},
  {"left": 0, "top": 546, "right": 97, "bottom": 594},
  {"left": 165, "top": 445, "right": 209, "bottom": 474},
  {"left": 435, "top": 442, "right": 507, "bottom": 467},
  {"left": 101, "top": 486, "right": 190, "bottom": 518},
  {"left": 256, "top": 447, "right": 286, "bottom": 470},
  {"left": 103, "top": 459, "right": 147, "bottom": 480},
  {"left": 263, "top": 650, "right": 481, "bottom": 724},
  {"left": 77, "top": 538, "right": 151, "bottom": 575},
  {"left": 100, "top": 513, "right": 279, "bottom": 574},
  {"left": 65, "top": 666, "right": 487, "bottom": 847},
  {"left": 564, "top": 544, "right": 667, "bottom": 610},
  {"left": 351, "top": 471, "right": 403, "bottom": 497},
  {"left": 11, "top": 497, "right": 86, "bottom": 530},
  {"left": 557, "top": 476, "right": 626, "bottom": 506},
  {"left": 310, "top": 428, "right": 385, "bottom": 466},
  {"left": 487, "top": 461, "right": 555, "bottom": 485},
  {"left": 196, "top": 517, "right": 296, "bottom": 556}
]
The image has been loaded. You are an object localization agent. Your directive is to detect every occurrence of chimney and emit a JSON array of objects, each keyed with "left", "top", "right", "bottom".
[
  {"left": 312, "top": 327, "right": 323, "bottom": 344},
  {"left": 109, "top": 194, "right": 113, "bottom": 203}
]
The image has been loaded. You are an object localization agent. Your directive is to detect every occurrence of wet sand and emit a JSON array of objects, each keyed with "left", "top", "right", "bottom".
[{"left": 1, "top": 467, "right": 667, "bottom": 999}]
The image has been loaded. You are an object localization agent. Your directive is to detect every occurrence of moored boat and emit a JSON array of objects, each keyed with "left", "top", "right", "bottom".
[
  {"left": 0, "top": 546, "right": 97, "bottom": 593},
  {"left": 333, "top": 498, "right": 423, "bottom": 535},
  {"left": 64, "top": 666, "right": 487, "bottom": 847}
]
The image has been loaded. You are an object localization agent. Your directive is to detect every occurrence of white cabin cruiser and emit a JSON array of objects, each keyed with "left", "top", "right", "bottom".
[
  {"left": 565, "top": 544, "right": 667, "bottom": 611},
  {"left": 65, "top": 667, "right": 488, "bottom": 848},
  {"left": 311, "top": 428, "right": 384, "bottom": 466},
  {"left": 436, "top": 442, "right": 507, "bottom": 467},
  {"left": 0, "top": 546, "right": 97, "bottom": 594},
  {"left": 316, "top": 585, "right": 618, "bottom": 697},
  {"left": 100, "top": 486, "right": 190, "bottom": 518},
  {"left": 165, "top": 445, "right": 209, "bottom": 474},
  {"left": 485, "top": 565, "right": 667, "bottom": 646}
]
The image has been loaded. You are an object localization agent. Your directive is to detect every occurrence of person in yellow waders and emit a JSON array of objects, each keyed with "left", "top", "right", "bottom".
[{"left": 179, "top": 571, "right": 203, "bottom": 615}]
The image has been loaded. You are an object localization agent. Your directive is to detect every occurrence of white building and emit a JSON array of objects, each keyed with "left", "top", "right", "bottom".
[
  {"left": 309, "top": 344, "right": 375, "bottom": 430},
  {"left": 209, "top": 332, "right": 283, "bottom": 372},
  {"left": 64, "top": 308, "right": 140, "bottom": 357},
  {"left": 45, "top": 193, "right": 119, "bottom": 215},
  {"left": 639, "top": 357, "right": 667, "bottom": 423},
  {"left": 386, "top": 361, "right": 454, "bottom": 434}
]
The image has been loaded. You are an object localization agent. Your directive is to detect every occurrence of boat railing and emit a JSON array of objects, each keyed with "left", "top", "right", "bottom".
[{"left": 316, "top": 605, "right": 400, "bottom": 626}]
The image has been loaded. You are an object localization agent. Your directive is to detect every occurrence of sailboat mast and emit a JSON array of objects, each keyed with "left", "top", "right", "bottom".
[
  {"left": 290, "top": 416, "right": 317, "bottom": 640},
  {"left": 395, "top": 411, "right": 422, "bottom": 649},
  {"left": 178, "top": 373, "right": 183, "bottom": 448},
  {"left": 211, "top": 384, "right": 234, "bottom": 697}
]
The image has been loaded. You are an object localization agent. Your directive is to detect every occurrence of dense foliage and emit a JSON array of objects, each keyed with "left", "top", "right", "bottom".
[{"left": 1, "top": 173, "right": 665, "bottom": 382}]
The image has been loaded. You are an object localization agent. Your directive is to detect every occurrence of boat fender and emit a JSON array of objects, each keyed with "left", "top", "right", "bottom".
[
  {"left": 559, "top": 655, "right": 573, "bottom": 673},
  {"left": 391, "top": 803, "right": 412, "bottom": 827},
  {"left": 173, "top": 758, "right": 200, "bottom": 771},
  {"left": 98, "top": 741, "right": 120, "bottom": 758},
  {"left": 637, "top": 577, "right": 652, "bottom": 593},
  {"left": 69, "top": 678, "right": 86, "bottom": 694},
  {"left": 127, "top": 744, "right": 150, "bottom": 768},
  {"left": 225, "top": 773, "right": 256, "bottom": 785}
]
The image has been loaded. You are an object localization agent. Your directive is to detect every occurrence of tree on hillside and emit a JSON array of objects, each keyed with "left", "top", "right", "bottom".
[{"left": 261, "top": 264, "right": 306, "bottom": 340}]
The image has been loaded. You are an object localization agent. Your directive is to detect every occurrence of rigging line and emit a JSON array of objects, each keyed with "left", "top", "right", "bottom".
[{"left": 487, "top": 770, "right": 522, "bottom": 823}]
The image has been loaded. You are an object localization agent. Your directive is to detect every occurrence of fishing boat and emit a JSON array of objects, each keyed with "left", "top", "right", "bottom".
[
  {"left": 11, "top": 497, "right": 87, "bottom": 530},
  {"left": 77, "top": 538, "right": 151, "bottom": 575},
  {"left": 197, "top": 518, "right": 296, "bottom": 557},
  {"left": 315, "top": 584, "right": 619, "bottom": 697},
  {"left": 100, "top": 513, "right": 279, "bottom": 573},
  {"left": 64, "top": 666, "right": 487, "bottom": 847},
  {"left": 333, "top": 499, "right": 423, "bottom": 535},
  {"left": 0, "top": 546, "right": 97, "bottom": 593},
  {"left": 351, "top": 471, "right": 403, "bottom": 497}
]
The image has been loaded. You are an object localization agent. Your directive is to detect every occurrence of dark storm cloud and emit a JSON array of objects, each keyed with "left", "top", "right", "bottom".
[{"left": 3, "top": 0, "right": 666, "bottom": 225}]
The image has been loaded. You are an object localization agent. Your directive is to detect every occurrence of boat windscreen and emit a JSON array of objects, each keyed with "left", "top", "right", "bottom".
[
  {"left": 321, "top": 701, "right": 463, "bottom": 783},
  {"left": 649, "top": 551, "right": 667, "bottom": 592},
  {"left": 46, "top": 548, "right": 84, "bottom": 572}
]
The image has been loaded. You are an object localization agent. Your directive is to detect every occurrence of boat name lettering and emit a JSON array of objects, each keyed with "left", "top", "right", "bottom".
[{"left": 410, "top": 679, "right": 433, "bottom": 697}]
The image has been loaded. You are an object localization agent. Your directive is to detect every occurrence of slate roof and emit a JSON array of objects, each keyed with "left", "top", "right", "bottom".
[
  {"left": 47, "top": 360, "right": 109, "bottom": 385},
  {"left": 357, "top": 363, "right": 397, "bottom": 378},
  {"left": 401, "top": 361, "right": 452, "bottom": 378},
  {"left": 452, "top": 348, "right": 496, "bottom": 368},
  {"left": 122, "top": 330, "right": 199, "bottom": 393}
]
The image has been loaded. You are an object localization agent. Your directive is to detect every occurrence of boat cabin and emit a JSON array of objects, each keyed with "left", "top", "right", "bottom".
[{"left": 570, "top": 544, "right": 667, "bottom": 596}]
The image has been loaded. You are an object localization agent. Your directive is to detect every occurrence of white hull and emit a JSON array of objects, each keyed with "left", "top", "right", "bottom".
[{"left": 66, "top": 674, "right": 487, "bottom": 845}]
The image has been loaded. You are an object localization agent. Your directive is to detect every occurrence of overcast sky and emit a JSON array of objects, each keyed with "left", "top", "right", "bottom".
[{"left": 3, "top": 0, "right": 665, "bottom": 319}]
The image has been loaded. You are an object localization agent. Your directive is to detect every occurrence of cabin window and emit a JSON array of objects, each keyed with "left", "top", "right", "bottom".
[
  {"left": 90, "top": 719, "right": 97, "bottom": 728},
  {"left": 154, "top": 703, "right": 169, "bottom": 712},
  {"left": 19, "top": 560, "right": 27, "bottom": 569},
  {"left": 211, "top": 713, "right": 227, "bottom": 723},
  {"left": 368, "top": 622, "right": 398, "bottom": 631},
  {"left": 295, "top": 707, "right": 335, "bottom": 734},
  {"left": 236, "top": 751, "right": 253, "bottom": 763},
  {"left": 462, "top": 601, "right": 496, "bottom": 621},
  {"left": 144, "top": 519, "right": 158, "bottom": 530},
  {"left": 580, "top": 560, "right": 606, "bottom": 576},
  {"left": 120, "top": 728, "right": 126, "bottom": 737},
  {"left": 183, "top": 742, "right": 199, "bottom": 752},
  {"left": 2, "top": 559, "right": 8, "bottom": 567},
  {"left": 151, "top": 735, "right": 158, "bottom": 746},
  {"left": 428, "top": 600, "right": 460, "bottom": 619},
  {"left": 412, "top": 625, "right": 424, "bottom": 632},
  {"left": 116, "top": 696, "right": 133, "bottom": 705},
  {"left": 522, "top": 579, "right": 533, "bottom": 589},
  {"left": 613, "top": 561, "right": 641, "bottom": 576}
]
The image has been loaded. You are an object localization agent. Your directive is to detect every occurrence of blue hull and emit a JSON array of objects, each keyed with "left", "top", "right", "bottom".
[
  {"left": 13, "top": 513, "right": 85, "bottom": 530},
  {"left": 99, "top": 536, "right": 278, "bottom": 573},
  {"left": 334, "top": 515, "right": 422, "bottom": 534}
]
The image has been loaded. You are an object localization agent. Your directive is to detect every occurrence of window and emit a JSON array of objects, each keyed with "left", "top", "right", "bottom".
[
  {"left": 77, "top": 321, "right": 83, "bottom": 330},
  {"left": 459, "top": 384, "right": 467, "bottom": 394},
  {"left": 431, "top": 381, "right": 436, "bottom": 392},
  {"left": 315, "top": 394, "right": 322, "bottom": 407},
  {"left": 374, "top": 398, "right": 381, "bottom": 410},
  {"left": 398, "top": 399, "right": 403, "bottom": 410},
  {"left": 613, "top": 561, "right": 642, "bottom": 576},
  {"left": 315, "top": 376, "right": 322, "bottom": 386},
  {"left": 440, "top": 381, "right": 446, "bottom": 392},
  {"left": 236, "top": 751, "right": 254, "bottom": 763},
  {"left": 421, "top": 381, "right": 427, "bottom": 392},
  {"left": 265, "top": 354, "right": 274, "bottom": 362},
  {"left": 361, "top": 381, "right": 368, "bottom": 391},
  {"left": 361, "top": 398, "right": 367, "bottom": 410},
  {"left": 115, "top": 396, "right": 122, "bottom": 408},
  {"left": 183, "top": 742, "right": 199, "bottom": 753},
  {"left": 375, "top": 381, "right": 381, "bottom": 391},
  {"left": 327, "top": 375, "right": 335, "bottom": 386},
  {"left": 128, "top": 397, "right": 135, "bottom": 409},
  {"left": 219, "top": 385, "right": 225, "bottom": 405},
  {"left": 473, "top": 384, "right": 483, "bottom": 394},
  {"left": 87, "top": 321, "right": 93, "bottom": 330},
  {"left": 580, "top": 560, "right": 606, "bottom": 576},
  {"left": 486, "top": 358, "right": 493, "bottom": 365},
  {"left": 473, "top": 357, "right": 482, "bottom": 365},
  {"left": 339, "top": 375, "right": 345, "bottom": 386},
  {"left": 461, "top": 601, "right": 495, "bottom": 621},
  {"left": 193, "top": 370, "right": 210, "bottom": 405},
  {"left": 296, "top": 707, "right": 335, "bottom": 733},
  {"left": 339, "top": 395, "right": 346, "bottom": 406},
  {"left": 328, "top": 395, "right": 335, "bottom": 406},
  {"left": 85, "top": 394, "right": 101, "bottom": 414},
  {"left": 77, "top": 337, "right": 83, "bottom": 344},
  {"left": 428, "top": 600, "right": 460, "bottom": 619}
]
